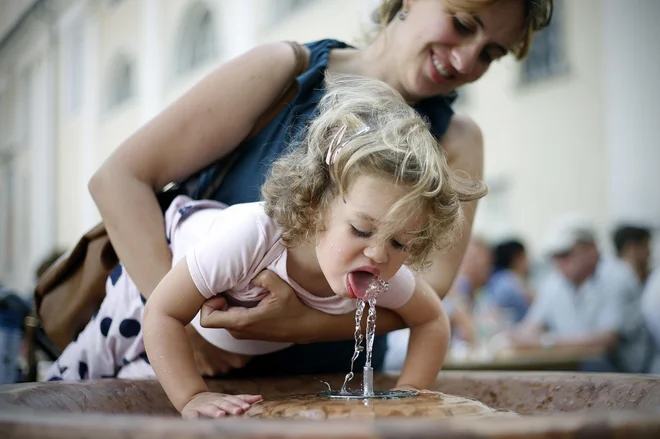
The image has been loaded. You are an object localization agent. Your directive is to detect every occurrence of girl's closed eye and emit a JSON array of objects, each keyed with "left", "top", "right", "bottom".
[
  {"left": 390, "top": 238, "right": 407, "bottom": 251},
  {"left": 351, "top": 225, "right": 372, "bottom": 238}
]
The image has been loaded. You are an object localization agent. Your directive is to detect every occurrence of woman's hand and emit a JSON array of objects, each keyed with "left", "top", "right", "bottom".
[
  {"left": 184, "top": 325, "right": 252, "bottom": 376},
  {"left": 199, "top": 270, "right": 318, "bottom": 343},
  {"left": 181, "top": 391, "right": 262, "bottom": 419}
]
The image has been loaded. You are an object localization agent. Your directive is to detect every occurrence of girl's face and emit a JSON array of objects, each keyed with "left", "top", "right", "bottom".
[
  {"left": 390, "top": 0, "right": 526, "bottom": 101},
  {"left": 315, "top": 174, "right": 423, "bottom": 300}
]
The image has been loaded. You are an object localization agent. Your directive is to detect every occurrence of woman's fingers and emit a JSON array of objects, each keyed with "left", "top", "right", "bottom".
[
  {"left": 250, "top": 270, "right": 296, "bottom": 299},
  {"left": 199, "top": 302, "right": 264, "bottom": 330},
  {"left": 199, "top": 271, "right": 292, "bottom": 330},
  {"left": 204, "top": 296, "right": 228, "bottom": 310},
  {"left": 199, "top": 269, "right": 313, "bottom": 341}
]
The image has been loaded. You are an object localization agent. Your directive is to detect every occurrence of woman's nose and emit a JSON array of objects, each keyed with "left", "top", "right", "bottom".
[{"left": 451, "top": 44, "right": 480, "bottom": 75}]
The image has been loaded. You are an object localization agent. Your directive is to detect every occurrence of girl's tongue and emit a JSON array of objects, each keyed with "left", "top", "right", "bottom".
[{"left": 348, "top": 271, "right": 375, "bottom": 299}]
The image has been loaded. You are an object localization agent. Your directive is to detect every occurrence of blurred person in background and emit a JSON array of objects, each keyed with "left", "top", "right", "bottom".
[
  {"left": 443, "top": 236, "right": 494, "bottom": 342},
  {"left": 84, "top": 0, "right": 554, "bottom": 378},
  {"left": 504, "top": 214, "right": 653, "bottom": 373},
  {"left": 612, "top": 225, "right": 652, "bottom": 285},
  {"left": 641, "top": 269, "right": 660, "bottom": 374},
  {"left": 385, "top": 236, "right": 493, "bottom": 370},
  {"left": 487, "top": 238, "right": 533, "bottom": 323}
]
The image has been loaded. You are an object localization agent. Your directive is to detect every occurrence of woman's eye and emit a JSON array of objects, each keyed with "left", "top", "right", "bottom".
[
  {"left": 351, "top": 225, "right": 372, "bottom": 238},
  {"left": 452, "top": 16, "right": 472, "bottom": 35},
  {"left": 480, "top": 51, "right": 494, "bottom": 63},
  {"left": 391, "top": 239, "right": 407, "bottom": 251}
]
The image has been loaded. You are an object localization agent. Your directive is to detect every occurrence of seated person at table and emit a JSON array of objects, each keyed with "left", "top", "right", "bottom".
[{"left": 504, "top": 214, "right": 652, "bottom": 373}]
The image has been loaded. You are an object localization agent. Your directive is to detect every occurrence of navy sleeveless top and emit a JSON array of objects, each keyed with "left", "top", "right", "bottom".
[
  {"left": 193, "top": 39, "right": 456, "bottom": 205},
  {"left": 188, "top": 39, "right": 456, "bottom": 376}
]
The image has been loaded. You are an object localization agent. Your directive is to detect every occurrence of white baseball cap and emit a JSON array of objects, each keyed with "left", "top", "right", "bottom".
[{"left": 542, "top": 213, "right": 597, "bottom": 256}]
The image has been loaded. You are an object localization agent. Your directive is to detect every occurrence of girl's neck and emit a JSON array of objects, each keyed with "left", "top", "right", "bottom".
[{"left": 286, "top": 244, "right": 335, "bottom": 298}]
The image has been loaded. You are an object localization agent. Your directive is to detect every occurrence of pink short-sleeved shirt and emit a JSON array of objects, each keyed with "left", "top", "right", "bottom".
[{"left": 164, "top": 196, "right": 416, "bottom": 355}]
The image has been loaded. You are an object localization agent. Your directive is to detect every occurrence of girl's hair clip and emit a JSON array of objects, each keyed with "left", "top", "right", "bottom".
[{"left": 325, "top": 126, "right": 371, "bottom": 165}]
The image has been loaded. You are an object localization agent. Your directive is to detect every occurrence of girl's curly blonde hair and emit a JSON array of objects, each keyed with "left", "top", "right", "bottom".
[{"left": 262, "top": 74, "right": 487, "bottom": 270}]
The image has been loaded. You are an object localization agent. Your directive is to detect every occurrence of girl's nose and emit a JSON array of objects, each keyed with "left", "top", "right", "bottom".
[{"left": 364, "top": 243, "right": 388, "bottom": 265}]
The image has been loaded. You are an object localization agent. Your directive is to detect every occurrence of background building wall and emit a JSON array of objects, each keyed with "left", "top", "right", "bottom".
[{"left": 0, "top": 0, "right": 658, "bottom": 292}]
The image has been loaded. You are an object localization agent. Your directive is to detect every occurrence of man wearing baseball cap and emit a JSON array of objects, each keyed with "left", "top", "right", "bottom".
[{"left": 507, "top": 213, "right": 651, "bottom": 372}]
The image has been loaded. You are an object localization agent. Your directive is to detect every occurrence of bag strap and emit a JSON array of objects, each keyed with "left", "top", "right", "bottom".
[{"left": 200, "top": 41, "right": 310, "bottom": 200}]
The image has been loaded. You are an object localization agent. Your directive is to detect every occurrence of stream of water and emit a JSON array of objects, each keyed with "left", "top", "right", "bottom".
[{"left": 340, "top": 277, "right": 388, "bottom": 395}]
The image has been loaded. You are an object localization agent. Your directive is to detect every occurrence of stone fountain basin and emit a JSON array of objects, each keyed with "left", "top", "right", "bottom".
[{"left": 1, "top": 371, "right": 659, "bottom": 438}]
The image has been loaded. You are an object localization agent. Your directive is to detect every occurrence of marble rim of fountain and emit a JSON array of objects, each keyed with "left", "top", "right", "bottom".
[
  {"left": 1, "top": 371, "right": 659, "bottom": 438},
  {"left": 1, "top": 409, "right": 660, "bottom": 439}
]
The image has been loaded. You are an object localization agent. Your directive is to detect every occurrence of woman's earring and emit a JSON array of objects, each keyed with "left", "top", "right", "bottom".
[{"left": 398, "top": 11, "right": 407, "bottom": 21}]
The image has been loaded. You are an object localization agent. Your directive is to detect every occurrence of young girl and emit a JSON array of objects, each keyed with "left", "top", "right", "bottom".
[
  {"left": 143, "top": 75, "right": 484, "bottom": 418},
  {"left": 47, "top": 75, "right": 484, "bottom": 417}
]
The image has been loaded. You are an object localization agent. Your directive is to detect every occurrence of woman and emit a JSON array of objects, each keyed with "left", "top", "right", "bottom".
[{"left": 88, "top": 0, "right": 552, "bottom": 377}]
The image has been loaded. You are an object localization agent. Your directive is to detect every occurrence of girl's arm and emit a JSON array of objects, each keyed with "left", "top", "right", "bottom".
[
  {"left": 391, "top": 280, "right": 450, "bottom": 390},
  {"left": 88, "top": 42, "right": 306, "bottom": 299},
  {"left": 143, "top": 259, "right": 207, "bottom": 410},
  {"left": 143, "top": 258, "right": 260, "bottom": 415}
]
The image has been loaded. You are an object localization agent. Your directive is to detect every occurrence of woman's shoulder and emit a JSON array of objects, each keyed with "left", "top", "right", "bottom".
[{"left": 296, "top": 39, "right": 353, "bottom": 85}]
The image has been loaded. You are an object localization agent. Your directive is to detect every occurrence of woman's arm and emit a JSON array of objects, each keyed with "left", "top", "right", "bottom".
[
  {"left": 392, "top": 281, "right": 450, "bottom": 390},
  {"left": 88, "top": 42, "right": 305, "bottom": 298},
  {"left": 200, "top": 270, "right": 407, "bottom": 343},
  {"left": 423, "top": 115, "right": 484, "bottom": 298}
]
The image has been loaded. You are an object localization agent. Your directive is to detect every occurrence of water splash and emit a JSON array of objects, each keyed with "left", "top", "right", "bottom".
[
  {"left": 340, "top": 299, "right": 365, "bottom": 394},
  {"left": 340, "top": 276, "right": 388, "bottom": 394},
  {"left": 364, "top": 277, "right": 387, "bottom": 368}
]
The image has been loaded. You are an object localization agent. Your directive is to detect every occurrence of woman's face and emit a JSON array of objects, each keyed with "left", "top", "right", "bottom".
[{"left": 392, "top": 0, "right": 526, "bottom": 101}]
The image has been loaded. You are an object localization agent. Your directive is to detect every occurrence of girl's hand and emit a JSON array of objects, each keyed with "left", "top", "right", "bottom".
[{"left": 181, "top": 392, "right": 263, "bottom": 419}]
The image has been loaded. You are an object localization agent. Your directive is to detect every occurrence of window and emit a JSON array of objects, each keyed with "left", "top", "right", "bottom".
[
  {"left": 106, "top": 54, "right": 134, "bottom": 110},
  {"left": 269, "top": 0, "right": 313, "bottom": 25},
  {"left": 176, "top": 2, "right": 217, "bottom": 76},
  {"left": 0, "top": 89, "right": 7, "bottom": 144},
  {"left": 0, "top": 90, "right": 11, "bottom": 278},
  {"left": 520, "top": 1, "right": 567, "bottom": 83},
  {"left": 65, "top": 20, "right": 84, "bottom": 114},
  {"left": 0, "top": 164, "right": 16, "bottom": 278}
]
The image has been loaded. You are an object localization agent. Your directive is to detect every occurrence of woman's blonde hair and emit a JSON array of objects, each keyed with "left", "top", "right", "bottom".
[
  {"left": 372, "top": 0, "right": 553, "bottom": 59},
  {"left": 262, "top": 74, "right": 487, "bottom": 270}
]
